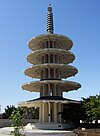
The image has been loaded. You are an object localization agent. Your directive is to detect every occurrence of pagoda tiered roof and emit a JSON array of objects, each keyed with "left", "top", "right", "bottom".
[
  {"left": 24, "top": 64, "right": 78, "bottom": 78},
  {"left": 27, "top": 49, "right": 75, "bottom": 65},
  {"left": 28, "top": 34, "right": 73, "bottom": 51},
  {"left": 22, "top": 80, "right": 81, "bottom": 92}
]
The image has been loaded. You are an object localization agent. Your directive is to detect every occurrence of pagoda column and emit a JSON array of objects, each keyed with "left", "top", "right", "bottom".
[
  {"left": 53, "top": 84, "right": 56, "bottom": 96},
  {"left": 53, "top": 53, "right": 55, "bottom": 63},
  {"left": 40, "top": 86, "right": 43, "bottom": 97},
  {"left": 57, "top": 103, "right": 62, "bottom": 123},
  {"left": 48, "top": 102, "right": 51, "bottom": 122},
  {"left": 54, "top": 102, "right": 57, "bottom": 122},
  {"left": 43, "top": 69, "right": 45, "bottom": 79},
  {"left": 39, "top": 104, "right": 42, "bottom": 122},
  {"left": 43, "top": 84, "right": 45, "bottom": 96},
  {"left": 48, "top": 83, "right": 51, "bottom": 95},
  {"left": 54, "top": 68, "right": 56, "bottom": 78},
  {"left": 42, "top": 103, "right": 45, "bottom": 123},
  {"left": 43, "top": 55, "right": 45, "bottom": 63},
  {"left": 48, "top": 53, "right": 50, "bottom": 63},
  {"left": 48, "top": 68, "right": 50, "bottom": 78}
]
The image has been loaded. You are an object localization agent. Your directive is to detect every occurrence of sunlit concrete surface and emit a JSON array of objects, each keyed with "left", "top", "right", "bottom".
[{"left": 0, "top": 127, "right": 76, "bottom": 136}]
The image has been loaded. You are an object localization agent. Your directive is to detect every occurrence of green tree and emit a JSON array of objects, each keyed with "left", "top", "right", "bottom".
[
  {"left": 81, "top": 95, "right": 100, "bottom": 123},
  {"left": 62, "top": 103, "right": 81, "bottom": 123},
  {"left": 18, "top": 107, "right": 39, "bottom": 119},
  {"left": 10, "top": 109, "right": 25, "bottom": 136},
  {"left": 2, "top": 105, "right": 16, "bottom": 119},
  {"left": 32, "top": 107, "right": 39, "bottom": 119},
  {"left": 2, "top": 105, "right": 39, "bottom": 120}
]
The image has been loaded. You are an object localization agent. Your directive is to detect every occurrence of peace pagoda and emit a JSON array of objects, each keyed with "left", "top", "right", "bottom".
[{"left": 19, "top": 4, "right": 81, "bottom": 129}]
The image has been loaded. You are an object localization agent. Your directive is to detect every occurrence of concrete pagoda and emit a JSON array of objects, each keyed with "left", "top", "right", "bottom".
[{"left": 19, "top": 4, "right": 81, "bottom": 129}]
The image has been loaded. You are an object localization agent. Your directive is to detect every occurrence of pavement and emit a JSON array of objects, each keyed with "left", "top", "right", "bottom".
[
  {"left": 0, "top": 127, "right": 76, "bottom": 136},
  {"left": 0, "top": 127, "right": 12, "bottom": 136}
]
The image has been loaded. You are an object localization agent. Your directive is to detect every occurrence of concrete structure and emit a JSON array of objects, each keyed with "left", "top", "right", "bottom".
[{"left": 18, "top": 4, "right": 81, "bottom": 129}]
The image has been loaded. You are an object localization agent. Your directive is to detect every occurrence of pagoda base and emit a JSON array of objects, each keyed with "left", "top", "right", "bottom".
[{"left": 25, "top": 122, "right": 75, "bottom": 130}]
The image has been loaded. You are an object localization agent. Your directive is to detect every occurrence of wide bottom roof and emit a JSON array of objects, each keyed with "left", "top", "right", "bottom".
[{"left": 18, "top": 96, "right": 80, "bottom": 107}]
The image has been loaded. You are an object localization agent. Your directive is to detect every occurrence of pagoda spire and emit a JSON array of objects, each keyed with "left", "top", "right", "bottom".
[{"left": 47, "top": 4, "right": 54, "bottom": 34}]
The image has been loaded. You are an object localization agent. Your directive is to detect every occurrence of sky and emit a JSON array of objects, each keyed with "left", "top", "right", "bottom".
[{"left": 0, "top": 0, "right": 100, "bottom": 113}]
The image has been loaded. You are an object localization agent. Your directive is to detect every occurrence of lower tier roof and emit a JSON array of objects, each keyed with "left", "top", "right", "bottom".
[
  {"left": 18, "top": 96, "right": 80, "bottom": 108},
  {"left": 28, "top": 96, "right": 80, "bottom": 103},
  {"left": 22, "top": 80, "right": 81, "bottom": 92}
]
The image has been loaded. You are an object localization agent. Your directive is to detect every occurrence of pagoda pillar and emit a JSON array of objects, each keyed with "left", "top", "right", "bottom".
[
  {"left": 41, "top": 102, "right": 48, "bottom": 122},
  {"left": 54, "top": 68, "right": 56, "bottom": 78},
  {"left": 43, "top": 55, "right": 45, "bottom": 63},
  {"left": 48, "top": 83, "right": 51, "bottom": 95},
  {"left": 48, "top": 68, "right": 50, "bottom": 78},
  {"left": 42, "top": 103, "right": 45, "bottom": 123},
  {"left": 53, "top": 53, "right": 55, "bottom": 63},
  {"left": 53, "top": 84, "right": 56, "bottom": 96},
  {"left": 57, "top": 103, "right": 62, "bottom": 123},
  {"left": 48, "top": 53, "right": 50, "bottom": 63},
  {"left": 48, "top": 102, "right": 51, "bottom": 122},
  {"left": 39, "top": 104, "right": 42, "bottom": 122},
  {"left": 54, "top": 102, "right": 57, "bottom": 122}
]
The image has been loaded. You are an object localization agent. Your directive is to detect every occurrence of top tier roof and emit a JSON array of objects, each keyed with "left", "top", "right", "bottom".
[{"left": 28, "top": 34, "right": 73, "bottom": 51}]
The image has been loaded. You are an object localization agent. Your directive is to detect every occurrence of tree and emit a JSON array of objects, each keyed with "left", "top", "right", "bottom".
[
  {"left": 81, "top": 95, "right": 100, "bottom": 123},
  {"left": 10, "top": 109, "right": 25, "bottom": 136},
  {"left": 2, "top": 105, "right": 16, "bottom": 119},
  {"left": 62, "top": 103, "right": 81, "bottom": 124},
  {"left": 18, "top": 107, "right": 39, "bottom": 119},
  {"left": 32, "top": 107, "right": 39, "bottom": 119}
]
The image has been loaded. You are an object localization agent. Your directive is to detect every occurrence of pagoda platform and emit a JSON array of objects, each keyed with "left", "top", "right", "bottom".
[{"left": 0, "top": 127, "right": 76, "bottom": 136}]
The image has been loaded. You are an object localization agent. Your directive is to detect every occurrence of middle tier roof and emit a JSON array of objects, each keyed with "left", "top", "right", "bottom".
[{"left": 24, "top": 64, "right": 78, "bottom": 79}]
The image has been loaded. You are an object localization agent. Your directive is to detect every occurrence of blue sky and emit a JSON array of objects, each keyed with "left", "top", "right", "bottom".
[{"left": 0, "top": 0, "right": 100, "bottom": 112}]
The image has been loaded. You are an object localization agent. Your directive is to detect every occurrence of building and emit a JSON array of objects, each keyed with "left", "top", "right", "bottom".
[{"left": 18, "top": 4, "right": 81, "bottom": 129}]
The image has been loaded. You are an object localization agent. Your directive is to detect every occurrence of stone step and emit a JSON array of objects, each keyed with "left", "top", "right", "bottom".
[{"left": 25, "top": 122, "right": 75, "bottom": 130}]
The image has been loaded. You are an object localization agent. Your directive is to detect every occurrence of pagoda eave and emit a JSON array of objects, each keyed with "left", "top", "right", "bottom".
[
  {"left": 28, "top": 34, "right": 73, "bottom": 51},
  {"left": 18, "top": 101, "right": 40, "bottom": 108},
  {"left": 24, "top": 64, "right": 78, "bottom": 78},
  {"left": 18, "top": 98, "right": 80, "bottom": 108},
  {"left": 18, "top": 96, "right": 80, "bottom": 108},
  {"left": 27, "top": 49, "right": 75, "bottom": 65},
  {"left": 22, "top": 80, "right": 81, "bottom": 92}
]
